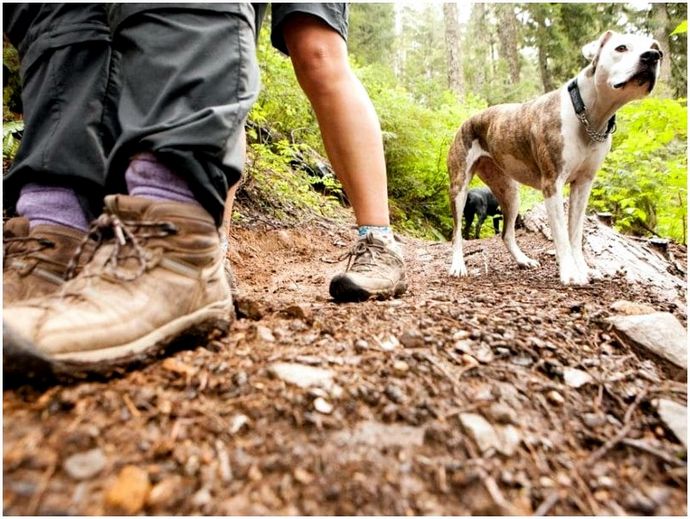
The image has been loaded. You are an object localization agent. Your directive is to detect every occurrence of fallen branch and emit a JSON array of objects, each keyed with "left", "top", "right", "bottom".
[{"left": 620, "top": 438, "right": 686, "bottom": 467}]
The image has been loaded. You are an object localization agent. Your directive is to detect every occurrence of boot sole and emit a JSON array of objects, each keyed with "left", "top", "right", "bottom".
[
  {"left": 4, "top": 300, "right": 233, "bottom": 383},
  {"left": 329, "top": 276, "right": 407, "bottom": 302}
]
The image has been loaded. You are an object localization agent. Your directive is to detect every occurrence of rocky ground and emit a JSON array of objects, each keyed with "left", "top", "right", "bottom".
[{"left": 3, "top": 218, "right": 687, "bottom": 515}]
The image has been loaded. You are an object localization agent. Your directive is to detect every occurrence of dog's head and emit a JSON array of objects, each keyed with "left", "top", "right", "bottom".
[{"left": 582, "top": 31, "right": 662, "bottom": 98}]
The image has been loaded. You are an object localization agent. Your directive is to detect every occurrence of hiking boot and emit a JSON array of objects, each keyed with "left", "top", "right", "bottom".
[
  {"left": 3, "top": 195, "right": 233, "bottom": 375},
  {"left": 329, "top": 233, "right": 407, "bottom": 302},
  {"left": 3, "top": 217, "right": 86, "bottom": 306}
]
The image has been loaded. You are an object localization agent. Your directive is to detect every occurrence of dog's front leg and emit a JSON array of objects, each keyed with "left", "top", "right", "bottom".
[
  {"left": 568, "top": 177, "right": 600, "bottom": 280},
  {"left": 544, "top": 182, "right": 589, "bottom": 285}
]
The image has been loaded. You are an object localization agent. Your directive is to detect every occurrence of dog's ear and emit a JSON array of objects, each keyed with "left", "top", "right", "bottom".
[{"left": 582, "top": 30, "right": 614, "bottom": 67}]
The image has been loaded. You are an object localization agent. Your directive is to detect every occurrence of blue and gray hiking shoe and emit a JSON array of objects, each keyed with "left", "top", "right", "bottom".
[{"left": 329, "top": 233, "right": 406, "bottom": 302}]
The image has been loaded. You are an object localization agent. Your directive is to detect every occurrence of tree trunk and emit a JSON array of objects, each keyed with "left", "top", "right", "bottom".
[
  {"left": 495, "top": 4, "right": 521, "bottom": 84},
  {"left": 443, "top": 2, "right": 464, "bottom": 97},
  {"left": 650, "top": 3, "right": 673, "bottom": 95}
]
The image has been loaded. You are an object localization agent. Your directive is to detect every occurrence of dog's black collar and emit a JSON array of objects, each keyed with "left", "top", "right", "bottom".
[{"left": 568, "top": 79, "right": 616, "bottom": 140}]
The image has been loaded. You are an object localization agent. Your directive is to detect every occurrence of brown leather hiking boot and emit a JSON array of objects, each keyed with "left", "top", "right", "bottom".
[
  {"left": 329, "top": 233, "right": 407, "bottom": 302},
  {"left": 3, "top": 217, "right": 86, "bottom": 306},
  {"left": 3, "top": 195, "right": 233, "bottom": 375}
]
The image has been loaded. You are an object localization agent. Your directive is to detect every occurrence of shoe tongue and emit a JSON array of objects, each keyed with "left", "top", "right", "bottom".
[
  {"left": 4, "top": 217, "right": 30, "bottom": 238},
  {"left": 104, "top": 195, "right": 154, "bottom": 221},
  {"left": 104, "top": 195, "right": 213, "bottom": 224}
]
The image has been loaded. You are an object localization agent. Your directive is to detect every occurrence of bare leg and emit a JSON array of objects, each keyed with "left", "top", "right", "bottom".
[{"left": 282, "top": 14, "right": 389, "bottom": 226}]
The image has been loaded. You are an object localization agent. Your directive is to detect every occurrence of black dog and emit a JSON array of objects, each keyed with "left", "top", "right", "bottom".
[{"left": 463, "top": 187, "right": 502, "bottom": 239}]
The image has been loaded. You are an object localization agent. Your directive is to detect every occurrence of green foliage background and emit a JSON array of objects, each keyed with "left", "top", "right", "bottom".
[{"left": 3, "top": 4, "right": 688, "bottom": 245}]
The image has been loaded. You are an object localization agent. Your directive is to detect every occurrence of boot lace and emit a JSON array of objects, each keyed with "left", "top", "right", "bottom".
[
  {"left": 3, "top": 236, "right": 55, "bottom": 261},
  {"left": 65, "top": 213, "right": 178, "bottom": 282},
  {"left": 339, "top": 235, "right": 400, "bottom": 274}
]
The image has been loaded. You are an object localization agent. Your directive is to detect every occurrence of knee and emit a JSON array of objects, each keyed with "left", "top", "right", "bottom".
[{"left": 288, "top": 37, "right": 350, "bottom": 97}]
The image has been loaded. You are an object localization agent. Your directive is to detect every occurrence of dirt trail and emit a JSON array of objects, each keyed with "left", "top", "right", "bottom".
[{"left": 3, "top": 220, "right": 687, "bottom": 515}]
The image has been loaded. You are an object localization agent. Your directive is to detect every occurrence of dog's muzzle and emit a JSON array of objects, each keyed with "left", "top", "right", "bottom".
[{"left": 613, "top": 50, "right": 661, "bottom": 92}]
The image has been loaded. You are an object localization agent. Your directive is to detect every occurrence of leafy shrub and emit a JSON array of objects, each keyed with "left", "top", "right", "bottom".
[{"left": 590, "top": 97, "right": 687, "bottom": 243}]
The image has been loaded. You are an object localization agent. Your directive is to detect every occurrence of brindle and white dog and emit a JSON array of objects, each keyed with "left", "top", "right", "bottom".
[{"left": 447, "top": 31, "right": 662, "bottom": 285}]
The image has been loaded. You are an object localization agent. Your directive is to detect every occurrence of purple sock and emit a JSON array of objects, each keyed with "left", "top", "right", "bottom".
[
  {"left": 16, "top": 183, "right": 89, "bottom": 231},
  {"left": 125, "top": 152, "right": 201, "bottom": 206}
]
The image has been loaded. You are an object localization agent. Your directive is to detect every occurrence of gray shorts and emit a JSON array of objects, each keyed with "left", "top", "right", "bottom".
[{"left": 267, "top": 3, "right": 348, "bottom": 55}]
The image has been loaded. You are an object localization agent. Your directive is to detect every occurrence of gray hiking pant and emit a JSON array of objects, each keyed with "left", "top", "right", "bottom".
[{"left": 3, "top": 3, "right": 259, "bottom": 225}]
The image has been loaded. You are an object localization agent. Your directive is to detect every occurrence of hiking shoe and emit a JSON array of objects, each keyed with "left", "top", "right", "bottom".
[
  {"left": 329, "top": 233, "right": 407, "bottom": 302},
  {"left": 3, "top": 217, "right": 86, "bottom": 306},
  {"left": 3, "top": 195, "right": 233, "bottom": 375}
]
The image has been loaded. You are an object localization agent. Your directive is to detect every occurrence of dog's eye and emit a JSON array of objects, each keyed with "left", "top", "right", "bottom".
[{"left": 615, "top": 45, "right": 628, "bottom": 52}]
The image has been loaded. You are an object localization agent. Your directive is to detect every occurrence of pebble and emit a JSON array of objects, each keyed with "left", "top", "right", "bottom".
[
  {"left": 192, "top": 487, "right": 212, "bottom": 508},
  {"left": 385, "top": 384, "right": 406, "bottom": 404},
  {"left": 474, "top": 343, "right": 494, "bottom": 363},
  {"left": 655, "top": 398, "right": 687, "bottom": 448},
  {"left": 393, "top": 360, "right": 410, "bottom": 376},
  {"left": 255, "top": 325, "right": 276, "bottom": 342},
  {"left": 546, "top": 391, "right": 565, "bottom": 405},
  {"left": 582, "top": 413, "right": 607, "bottom": 428},
  {"left": 147, "top": 476, "right": 182, "bottom": 508},
  {"left": 611, "top": 300, "right": 656, "bottom": 316},
  {"left": 354, "top": 339, "right": 369, "bottom": 352},
  {"left": 63, "top": 448, "right": 107, "bottom": 480},
  {"left": 282, "top": 304, "right": 312, "bottom": 321},
  {"left": 104, "top": 465, "right": 151, "bottom": 514},
  {"left": 229, "top": 414, "right": 250, "bottom": 435},
  {"left": 399, "top": 331, "right": 424, "bottom": 348},
  {"left": 269, "top": 362, "right": 335, "bottom": 390},
  {"left": 563, "top": 367, "right": 594, "bottom": 388},
  {"left": 162, "top": 358, "right": 196, "bottom": 377},
  {"left": 333, "top": 420, "right": 425, "bottom": 448},
  {"left": 487, "top": 402, "right": 518, "bottom": 424},
  {"left": 459, "top": 413, "right": 500, "bottom": 453},
  {"left": 377, "top": 335, "right": 401, "bottom": 351},
  {"left": 510, "top": 354, "right": 532, "bottom": 367},
  {"left": 313, "top": 397, "right": 333, "bottom": 414}
]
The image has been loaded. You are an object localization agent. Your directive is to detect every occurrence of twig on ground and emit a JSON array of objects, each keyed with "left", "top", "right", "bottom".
[
  {"left": 27, "top": 461, "right": 56, "bottom": 515},
  {"left": 584, "top": 388, "right": 648, "bottom": 467},
  {"left": 534, "top": 491, "right": 560, "bottom": 516},
  {"left": 621, "top": 438, "right": 686, "bottom": 467}
]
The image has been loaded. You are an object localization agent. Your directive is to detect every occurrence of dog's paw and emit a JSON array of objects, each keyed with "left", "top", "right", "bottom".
[
  {"left": 516, "top": 256, "right": 540, "bottom": 269},
  {"left": 448, "top": 264, "right": 468, "bottom": 277},
  {"left": 560, "top": 270, "right": 590, "bottom": 286}
]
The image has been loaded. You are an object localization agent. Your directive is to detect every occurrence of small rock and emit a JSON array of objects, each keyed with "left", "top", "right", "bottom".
[
  {"left": 582, "top": 413, "right": 606, "bottom": 428},
  {"left": 147, "top": 476, "right": 182, "bottom": 508},
  {"left": 229, "top": 414, "right": 250, "bottom": 435},
  {"left": 377, "top": 335, "right": 401, "bottom": 351},
  {"left": 399, "top": 331, "right": 424, "bottom": 348},
  {"left": 510, "top": 354, "right": 532, "bottom": 367},
  {"left": 607, "top": 312, "right": 686, "bottom": 371},
  {"left": 268, "top": 362, "right": 335, "bottom": 390},
  {"left": 191, "top": 487, "right": 212, "bottom": 508},
  {"left": 235, "top": 297, "right": 263, "bottom": 320},
  {"left": 385, "top": 384, "right": 406, "bottom": 404},
  {"left": 104, "top": 465, "right": 151, "bottom": 514},
  {"left": 63, "top": 448, "right": 107, "bottom": 480},
  {"left": 354, "top": 339, "right": 369, "bottom": 352},
  {"left": 454, "top": 339, "right": 473, "bottom": 353},
  {"left": 393, "top": 360, "right": 410, "bottom": 376},
  {"left": 255, "top": 325, "right": 275, "bottom": 342},
  {"left": 459, "top": 413, "right": 500, "bottom": 453},
  {"left": 453, "top": 330, "right": 471, "bottom": 340},
  {"left": 611, "top": 300, "right": 656, "bottom": 316},
  {"left": 293, "top": 467, "right": 314, "bottom": 484},
  {"left": 564, "top": 367, "right": 594, "bottom": 388},
  {"left": 313, "top": 397, "right": 333, "bottom": 414},
  {"left": 546, "top": 391, "right": 565, "bottom": 405},
  {"left": 282, "top": 304, "right": 312, "bottom": 321},
  {"left": 184, "top": 455, "right": 200, "bottom": 476},
  {"left": 474, "top": 343, "right": 494, "bottom": 363},
  {"left": 162, "top": 358, "right": 196, "bottom": 377},
  {"left": 539, "top": 476, "right": 555, "bottom": 488},
  {"left": 495, "top": 424, "right": 522, "bottom": 456},
  {"left": 486, "top": 402, "right": 518, "bottom": 424},
  {"left": 655, "top": 398, "right": 687, "bottom": 448},
  {"left": 333, "top": 420, "right": 424, "bottom": 448}
]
